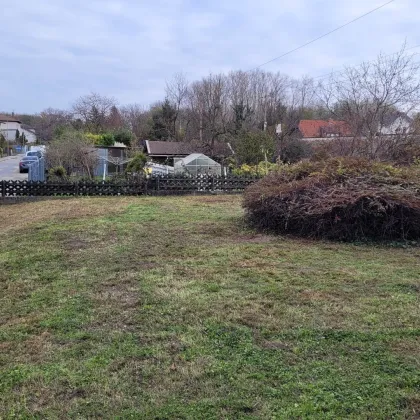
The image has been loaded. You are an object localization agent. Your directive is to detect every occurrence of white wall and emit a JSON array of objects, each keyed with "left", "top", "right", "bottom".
[
  {"left": 0, "top": 122, "right": 37, "bottom": 143},
  {"left": 21, "top": 128, "right": 37, "bottom": 143},
  {"left": 0, "top": 121, "right": 22, "bottom": 141},
  {"left": 380, "top": 117, "right": 412, "bottom": 135}
]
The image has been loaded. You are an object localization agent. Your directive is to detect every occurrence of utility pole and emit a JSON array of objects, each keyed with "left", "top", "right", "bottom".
[
  {"left": 263, "top": 95, "right": 268, "bottom": 132},
  {"left": 264, "top": 106, "right": 267, "bottom": 132},
  {"left": 276, "top": 123, "right": 283, "bottom": 162},
  {"left": 199, "top": 107, "right": 203, "bottom": 143}
]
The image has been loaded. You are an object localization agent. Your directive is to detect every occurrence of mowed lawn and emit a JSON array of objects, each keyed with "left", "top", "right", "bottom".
[{"left": 1, "top": 196, "right": 419, "bottom": 419}]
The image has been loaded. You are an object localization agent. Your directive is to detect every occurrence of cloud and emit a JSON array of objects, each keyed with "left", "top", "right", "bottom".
[{"left": 1, "top": 0, "right": 419, "bottom": 113}]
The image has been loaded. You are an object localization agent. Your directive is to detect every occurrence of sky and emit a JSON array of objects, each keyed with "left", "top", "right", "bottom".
[{"left": 1, "top": 0, "right": 419, "bottom": 113}]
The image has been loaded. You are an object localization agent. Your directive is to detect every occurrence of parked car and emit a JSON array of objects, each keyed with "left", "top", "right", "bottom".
[
  {"left": 19, "top": 156, "right": 39, "bottom": 173},
  {"left": 29, "top": 146, "right": 46, "bottom": 155},
  {"left": 26, "top": 151, "right": 42, "bottom": 159}
]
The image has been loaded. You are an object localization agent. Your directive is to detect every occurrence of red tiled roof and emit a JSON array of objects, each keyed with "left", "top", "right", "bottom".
[
  {"left": 0, "top": 114, "right": 22, "bottom": 123},
  {"left": 299, "top": 119, "right": 352, "bottom": 138}
]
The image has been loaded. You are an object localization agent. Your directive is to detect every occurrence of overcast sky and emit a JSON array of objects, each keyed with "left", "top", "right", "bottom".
[{"left": 1, "top": 0, "right": 418, "bottom": 113}]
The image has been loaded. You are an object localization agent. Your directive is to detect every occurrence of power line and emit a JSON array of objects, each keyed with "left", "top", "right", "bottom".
[
  {"left": 312, "top": 44, "right": 420, "bottom": 81},
  {"left": 249, "top": 0, "right": 396, "bottom": 71}
]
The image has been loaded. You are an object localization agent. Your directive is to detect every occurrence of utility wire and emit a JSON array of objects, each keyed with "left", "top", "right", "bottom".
[
  {"left": 249, "top": 0, "right": 395, "bottom": 71},
  {"left": 312, "top": 44, "right": 420, "bottom": 81}
]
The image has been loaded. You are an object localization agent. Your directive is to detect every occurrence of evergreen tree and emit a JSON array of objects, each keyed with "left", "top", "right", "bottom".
[
  {"left": 234, "top": 130, "right": 275, "bottom": 165},
  {"left": 233, "top": 102, "right": 253, "bottom": 134},
  {"left": 149, "top": 99, "right": 177, "bottom": 141}
]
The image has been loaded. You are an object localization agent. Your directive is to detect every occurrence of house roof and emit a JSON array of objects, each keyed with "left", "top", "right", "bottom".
[
  {"left": 381, "top": 111, "right": 412, "bottom": 127},
  {"left": 21, "top": 124, "right": 36, "bottom": 133},
  {"left": 145, "top": 140, "right": 233, "bottom": 157},
  {"left": 0, "top": 114, "right": 22, "bottom": 123},
  {"left": 299, "top": 119, "right": 352, "bottom": 138},
  {"left": 145, "top": 140, "right": 195, "bottom": 156}
]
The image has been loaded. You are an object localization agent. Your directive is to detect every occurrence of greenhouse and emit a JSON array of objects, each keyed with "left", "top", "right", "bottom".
[{"left": 174, "top": 153, "right": 222, "bottom": 175}]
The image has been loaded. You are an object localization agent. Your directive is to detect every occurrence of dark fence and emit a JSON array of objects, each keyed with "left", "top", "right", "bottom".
[{"left": 0, "top": 175, "right": 259, "bottom": 197}]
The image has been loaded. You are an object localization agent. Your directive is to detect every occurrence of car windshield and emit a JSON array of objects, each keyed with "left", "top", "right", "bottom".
[
  {"left": 22, "top": 157, "right": 37, "bottom": 161},
  {"left": 27, "top": 152, "right": 38, "bottom": 156}
]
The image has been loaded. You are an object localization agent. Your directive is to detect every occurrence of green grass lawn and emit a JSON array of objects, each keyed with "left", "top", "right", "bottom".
[{"left": 1, "top": 195, "right": 419, "bottom": 419}]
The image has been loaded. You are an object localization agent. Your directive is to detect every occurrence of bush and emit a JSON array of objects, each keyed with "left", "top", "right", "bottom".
[
  {"left": 232, "top": 161, "right": 283, "bottom": 176},
  {"left": 279, "top": 138, "right": 313, "bottom": 163},
  {"left": 85, "top": 132, "right": 115, "bottom": 147},
  {"left": 100, "top": 133, "right": 115, "bottom": 147},
  {"left": 49, "top": 166, "right": 67, "bottom": 178},
  {"left": 243, "top": 158, "right": 420, "bottom": 241},
  {"left": 233, "top": 131, "right": 275, "bottom": 165},
  {"left": 126, "top": 152, "right": 147, "bottom": 173},
  {"left": 114, "top": 129, "right": 134, "bottom": 147}
]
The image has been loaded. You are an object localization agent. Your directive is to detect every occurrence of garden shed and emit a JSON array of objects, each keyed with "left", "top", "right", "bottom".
[{"left": 174, "top": 153, "right": 221, "bottom": 175}]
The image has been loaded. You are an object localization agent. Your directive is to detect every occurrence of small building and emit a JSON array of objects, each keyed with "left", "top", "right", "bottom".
[
  {"left": 21, "top": 125, "right": 37, "bottom": 143},
  {"left": 94, "top": 144, "right": 129, "bottom": 177},
  {"left": 143, "top": 140, "right": 233, "bottom": 164},
  {"left": 0, "top": 115, "right": 37, "bottom": 143},
  {"left": 379, "top": 112, "right": 413, "bottom": 135},
  {"left": 174, "top": 154, "right": 222, "bottom": 175},
  {"left": 0, "top": 114, "right": 22, "bottom": 142}
]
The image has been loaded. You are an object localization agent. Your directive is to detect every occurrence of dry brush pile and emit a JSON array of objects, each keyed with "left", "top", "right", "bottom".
[{"left": 243, "top": 158, "right": 420, "bottom": 241}]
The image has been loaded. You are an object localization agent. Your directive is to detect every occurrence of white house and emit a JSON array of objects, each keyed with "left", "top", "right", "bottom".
[
  {"left": 379, "top": 112, "right": 413, "bottom": 135},
  {"left": 21, "top": 125, "right": 37, "bottom": 143},
  {"left": 0, "top": 114, "right": 37, "bottom": 143}
]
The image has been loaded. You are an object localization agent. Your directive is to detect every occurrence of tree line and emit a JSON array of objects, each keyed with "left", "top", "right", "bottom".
[{"left": 5, "top": 44, "right": 420, "bottom": 165}]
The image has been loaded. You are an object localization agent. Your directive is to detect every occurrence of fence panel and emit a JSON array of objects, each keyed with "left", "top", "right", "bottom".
[
  {"left": 28, "top": 158, "right": 46, "bottom": 182},
  {"left": 3, "top": 180, "right": 30, "bottom": 196},
  {"left": 1, "top": 176, "right": 259, "bottom": 197}
]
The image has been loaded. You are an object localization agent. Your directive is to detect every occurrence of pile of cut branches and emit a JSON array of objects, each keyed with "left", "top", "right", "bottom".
[{"left": 243, "top": 158, "right": 420, "bottom": 241}]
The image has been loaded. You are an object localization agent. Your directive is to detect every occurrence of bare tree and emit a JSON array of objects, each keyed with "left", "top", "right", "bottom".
[
  {"left": 321, "top": 45, "right": 420, "bottom": 159},
  {"left": 188, "top": 73, "right": 231, "bottom": 152},
  {"left": 33, "top": 108, "right": 73, "bottom": 142},
  {"left": 165, "top": 73, "right": 189, "bottom": 139},
  {"left": 120, "top": 104, "right": 152, "bottom": 143},
  {"left": 73, "top": 92, "right": 117, "bottom": 133},
  {"left": 46, "top": 130, "right": 98, "bottom": 178}
]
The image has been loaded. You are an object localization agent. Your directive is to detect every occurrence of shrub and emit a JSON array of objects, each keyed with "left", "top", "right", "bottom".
[
  {"left": 232, "top": 161, "right": 283, "bottom": 176},
  {"left": 85, "top": 133, "right": 102, "bottom": 144},
  {"left": 243, "top": 158, "right": 420, "bottom": 241},
  {"left": 85, "top": 132, "right": 115, "bottom": 147},
  {"left": 233, "top": 131, "right": 275, "bottom": 165},
  {"left": 49, "top": 166, "right": 67, "bottom": 178},
  {"left": 114, "top": 129, "right": 134, "bottom": 147},
  {"left": 126, "top": 152, "right": 147, "bottom": 173},
  {"left": 100, "top": 133, "right": 115, "bottom": 147},
  {"left": 279, "top": 138, "right": 313, "bottom": 163}
]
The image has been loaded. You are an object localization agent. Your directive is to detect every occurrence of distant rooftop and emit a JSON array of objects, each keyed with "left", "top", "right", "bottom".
[
  {"left": 0, "top": 114, "right": 22, "bottom": 123},
  {"left": 299, "top": 119, "right": 352, "bottom": 138}
]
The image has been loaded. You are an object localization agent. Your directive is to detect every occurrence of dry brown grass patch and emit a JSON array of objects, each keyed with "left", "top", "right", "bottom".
[{"left": 0, "top": 197, "right": 138, "bottom": 234}]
